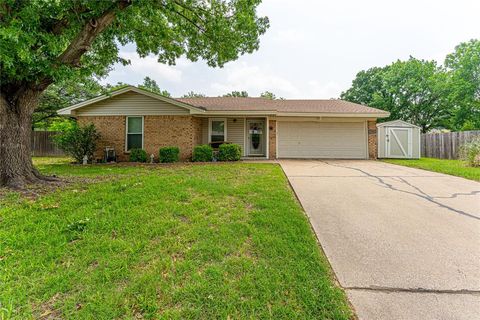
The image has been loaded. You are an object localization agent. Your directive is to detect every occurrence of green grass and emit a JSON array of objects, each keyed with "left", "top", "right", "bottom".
[
  {"left": 382, "top": 157, "right": 480, "bottom": 181},
  {"left": 0, "top": 158, "right": 351, "bottom": 319}
]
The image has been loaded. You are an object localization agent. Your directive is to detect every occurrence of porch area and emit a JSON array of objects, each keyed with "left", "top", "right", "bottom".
[{"left": 196, "top": 116, "right": 275, "bottom": 159}]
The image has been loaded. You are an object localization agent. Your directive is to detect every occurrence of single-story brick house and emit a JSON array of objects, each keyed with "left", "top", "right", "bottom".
[{"left": 58, "top": 86, "right": 390, "bottom": 161}]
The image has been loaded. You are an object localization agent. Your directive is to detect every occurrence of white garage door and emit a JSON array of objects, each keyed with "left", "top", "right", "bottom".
[{"left": 277, "top": 121, "right": 367, "bottom": 159}]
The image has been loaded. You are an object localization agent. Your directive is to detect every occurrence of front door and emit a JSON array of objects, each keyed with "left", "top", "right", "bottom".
[{"left": 247, "top": 119, "right": 266, "bottom": 156}]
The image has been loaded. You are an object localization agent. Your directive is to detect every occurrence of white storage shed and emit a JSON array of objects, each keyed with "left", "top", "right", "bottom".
[{"left": 377, "top": 120, "right": 421, "bottom": 159}]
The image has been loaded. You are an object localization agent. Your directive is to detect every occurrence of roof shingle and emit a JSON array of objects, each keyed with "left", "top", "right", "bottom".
[{"left": 176, "top": 97, "right": 388, "bottom": 114}]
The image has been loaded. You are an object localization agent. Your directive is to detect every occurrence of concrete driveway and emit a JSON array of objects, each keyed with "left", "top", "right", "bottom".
[{"left": 280, "top": 160, "right": 480, "bottom": 320}]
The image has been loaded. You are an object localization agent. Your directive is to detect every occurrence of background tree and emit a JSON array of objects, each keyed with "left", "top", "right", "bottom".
[
  {"left": 342, "top": 39, "right": 480, "bottom": 132},
  {"left": 0, "top": 0, "right": 269, "bottom": 187},
  {"left": 260, "top": 91, "right": 283, "bottom": 100},
  {"left": 341, "top": 57, "right": 449, "bottom": 132},
  {"left": 34, "top": 77, "right": 104, "bottom": 130},
  {"left": 444, "top": 39, "right": 480, "bottom": 130},
  {"left": 340, "top": 67, "right": 387, "bottom": 106},
  {"left": 223, "top": 91, "right": 249, "bottom": 97},
  {"left": 138, "top": 76, "right": 171, "bottom": 97},
  {"left": 182, "top": 91, "right": 206, "bottom": 98}
]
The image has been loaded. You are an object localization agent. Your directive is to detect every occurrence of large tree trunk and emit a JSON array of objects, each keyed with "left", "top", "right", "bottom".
[
  {"left": 0, "top": 2, "right": 132, "bottom": 189},
  {"left": 0, "top": 89, "right": 46, "bottom": 188}
]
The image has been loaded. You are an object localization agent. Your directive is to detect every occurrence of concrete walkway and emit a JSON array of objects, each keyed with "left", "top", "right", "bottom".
[{"left": 280, "top": 160, "right": 480, "bottom": 320}]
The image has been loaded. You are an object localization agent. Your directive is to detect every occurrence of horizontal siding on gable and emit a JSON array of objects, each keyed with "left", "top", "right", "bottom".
[{"left": 75, "top": 91, "right": 190, "bottom": 116}]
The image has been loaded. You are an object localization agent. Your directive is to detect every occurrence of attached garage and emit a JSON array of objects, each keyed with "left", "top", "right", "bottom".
[{"left": 277, "top": 121, "right": 368, "bottom": 159}]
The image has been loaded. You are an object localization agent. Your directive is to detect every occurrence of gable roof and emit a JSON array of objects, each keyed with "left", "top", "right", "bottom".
[
  {"left": 58, "top": 86, "right": 390, "bottom": 117},
  {"left": 376, "top": 120, "right": 420, "bottom": 128},
  {"left": 57, "top": 86, "right": 205, "bottom": 115}
]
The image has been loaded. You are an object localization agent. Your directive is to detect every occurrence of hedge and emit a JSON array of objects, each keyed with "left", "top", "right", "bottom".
[
  {"left": 129, "top": 148, "right": 148, "bottom": 162},
  {"left": 192, "top": 144, "right": 213, "bottom": 162},
  {"left": 159, "top": 146, "right": 180, "bottom": 163},
  {"left": 218, "top": 143, "right": 242, "bottom": 161}
]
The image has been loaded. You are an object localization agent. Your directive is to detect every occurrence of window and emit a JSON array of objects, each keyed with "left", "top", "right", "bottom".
[
  {"left": 126, "top": 116, "right": 143, "bottom": 151},
  {"left": 209, "top": 119, "right": 226, "bottom": 143}
]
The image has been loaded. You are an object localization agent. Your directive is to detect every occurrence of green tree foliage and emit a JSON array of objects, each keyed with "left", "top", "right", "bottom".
[
  {"left": 444, "top": 39, "right": 480, "bottom": 130},
  {"left": 223, "top": 91, "right": 249, "bottom": 97},
  {"left": 0, "top": 0, "right": 269, "bottom": 187},
  {"left": 260, "top": 91, "right": 284, "bottom": 100},
  {"left": 182, "top": 91, "right": 206, "bottom": 98},
  {"left": 341, "top": 40, "right": 480, "bottom": 132},
  {"left": 138, "top": 76, "right": 170, "bottom": 97},
  {"left": 340, "top": 67, "right": 386, "bottom": 106},
  {"left": 1, "top": 1, "right": 269, "bottom": 84},
  {"left": 34, "top": 77, "right": 104, "bottom": 129},
  {"left": 342, "top": 58, "right": 450, "bottom": 132}
]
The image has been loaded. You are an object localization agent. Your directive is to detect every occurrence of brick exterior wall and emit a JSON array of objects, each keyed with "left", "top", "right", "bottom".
[
  {"left": 367, "top": 120, "right": 377, "bottom": 159},
  {"left": 77, "top": 115, "right": 201, "bottom": 162},
  {"left": 268, "top": 119, "right": 277, "bottom": 159},
  {"left": 77, "top": 116, "right": 126, "bottom": 161}
]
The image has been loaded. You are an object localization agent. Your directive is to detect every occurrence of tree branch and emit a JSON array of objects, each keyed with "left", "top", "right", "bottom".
[
  {"left": 160, "top": 2, "right": 205, "bottom": 33},
  {"left": 57, "top": 0, "right": 131, "bottom": 67},
  {"left": 34, "top": 0, "right": 131, "bottom": 91}
]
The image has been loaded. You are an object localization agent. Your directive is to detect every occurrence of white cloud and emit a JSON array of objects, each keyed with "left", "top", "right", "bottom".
[
  {"left": 306, "top": 80, "right": 344, "bottom": 99},
  {"left": 271, "top": 29, "right": 307, "bottom": 44},
  {"left": 104, "top": 51, "right": 189, "bottom": 85},
  {"left": 210, "top": 62, "right": 301, "bottom": 97}
]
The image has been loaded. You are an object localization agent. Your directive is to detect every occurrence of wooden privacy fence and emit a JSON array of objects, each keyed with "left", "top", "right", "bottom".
[
  {"left": 31, "top": 131, "right": 65, "bottom": 156},
  {"left": 421, "top": 130, "right": 480, "bottom": 159}
]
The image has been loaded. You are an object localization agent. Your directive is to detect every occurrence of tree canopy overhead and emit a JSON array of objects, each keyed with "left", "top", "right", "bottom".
[
  {"left": 1, "top": 0, "right": 269, "bottom": 88},
  {"left": 0, "top": 0, "right": 269, "bottom": 188}
]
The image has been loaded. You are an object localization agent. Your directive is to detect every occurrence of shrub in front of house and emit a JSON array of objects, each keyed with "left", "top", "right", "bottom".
[
  {"left": 53, "top": 122, "right": 100, "bottom": 163},
  {"left": 192, "top": 145, "right": 213, "bottom": 162},
  {"left": 159, "top": 146, "right": 179, "bottom": 163},
  {"left": 129, "top": 148, "right": 148, "bottom": 162},
  {"left": 218, "top": 143, "right": 242, "bottom": 161},
  {"left": 460, "top": 138, "right": 480, "bottom": 167}
]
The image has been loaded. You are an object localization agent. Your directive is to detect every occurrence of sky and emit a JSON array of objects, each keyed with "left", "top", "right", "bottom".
[{"left": 102, "top": 0, "right": 480, "bottom": 99}]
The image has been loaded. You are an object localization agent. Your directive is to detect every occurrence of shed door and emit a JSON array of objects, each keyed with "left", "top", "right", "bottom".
[
  {"left": 386, "top": 127, "right": 412, "bottom": 158},
  {"left": 277, "top": 121, "right": 367, "bottom": 159}
]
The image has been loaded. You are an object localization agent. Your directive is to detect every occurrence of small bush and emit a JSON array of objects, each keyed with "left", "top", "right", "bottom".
[
  {"left": 460, "top": 138, "right": 480, "bottom": 167},
  {"left": 192, "top": 145, "right": 213, "bottom": 162},
  {"left": 218, "top": 143, "right": 242, "bottom": 161},
  {"left": 159, "top": 146, "right": 179, "bottom": 163},
  {"left": 53, "top": 123, "right": 100, "bottom": 163},
  {"left": 129, "top": 148, "right": 148, "bottom": 162}
]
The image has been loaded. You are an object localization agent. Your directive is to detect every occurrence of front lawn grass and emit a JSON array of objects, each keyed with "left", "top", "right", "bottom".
[
  {"left": 0, "top": 159, "right": 351, "bottom": 319},
  {"left": 382, "top": 157, "right": 480, "bottom": 181}
]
